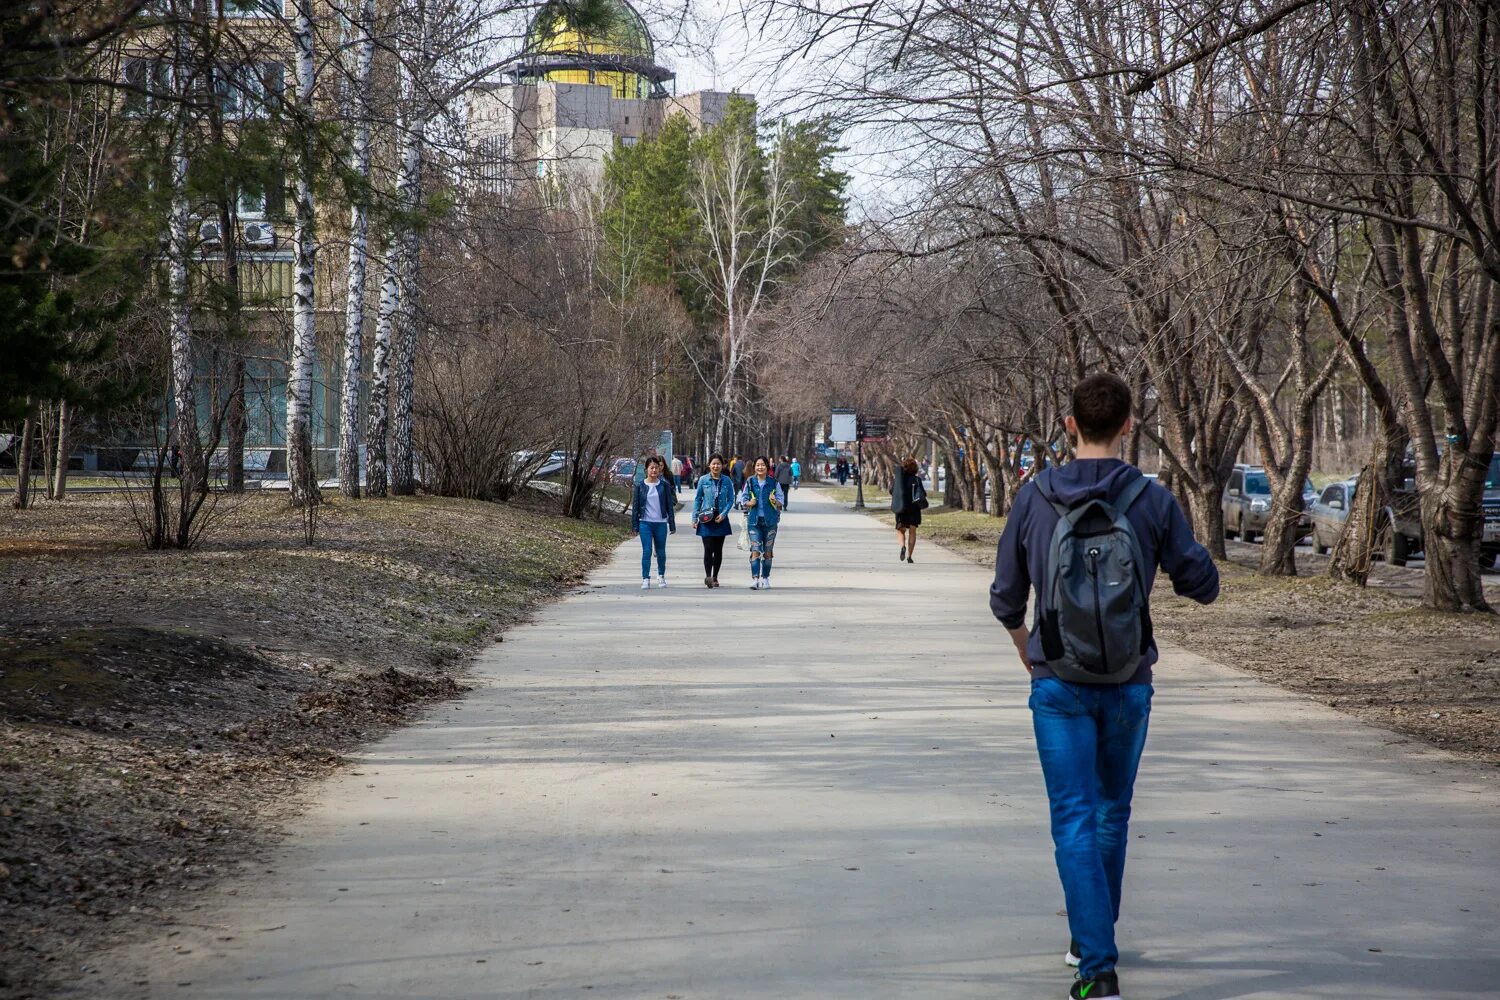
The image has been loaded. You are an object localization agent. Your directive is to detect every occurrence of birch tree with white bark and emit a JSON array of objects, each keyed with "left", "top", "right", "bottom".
[
  {"left": 168, "top": 6, "right": 201, "bottom": 519},
  {"left": 690, "top": 118, "right": 803, "bottom": 452},
  {"left": 286, "top": 0, "right": 321, "bottom": 507},
  {"left": 338, "top": 0, "right": 377, "bottom": 498}
]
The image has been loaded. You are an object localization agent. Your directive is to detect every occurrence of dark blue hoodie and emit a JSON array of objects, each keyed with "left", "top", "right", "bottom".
[{"left": 989, "top": 459, "right": 1219, "bottom": 684}]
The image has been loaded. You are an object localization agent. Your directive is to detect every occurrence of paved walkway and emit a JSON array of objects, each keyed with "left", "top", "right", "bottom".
[{"left": 85, "top": 490, "right": 1499, "bottom": 999}]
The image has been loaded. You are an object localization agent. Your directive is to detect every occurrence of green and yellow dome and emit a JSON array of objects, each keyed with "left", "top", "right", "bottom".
[{"left": 509, "top": 0, "right": 673, "bottom": 100}]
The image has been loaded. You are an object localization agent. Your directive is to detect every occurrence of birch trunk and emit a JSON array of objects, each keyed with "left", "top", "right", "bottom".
[
  {"left": 286, "top": 0, "right": 321, "bottom": 508},
  {"left": 338, "top": 0, "right": 376, "bottom": 498},
  {"left": 366, "top": 236, "right": 398, "bottom": 497},
  {"left": 52, "top": 399, "right": 71, "bottom": 498},
  {"left": 389, "top": 116, "right": 423, "bottom": 496},
  {"left": 168, "top": 135, "right": 200, "bottom": 527},
  {"left": 391, "top": 226, "right": 421, "bottom": 495}
]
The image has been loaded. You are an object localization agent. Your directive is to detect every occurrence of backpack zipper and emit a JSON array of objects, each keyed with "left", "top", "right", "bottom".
[{"left": 1088, "top": 547, "right": 1109, "bottom": 672}]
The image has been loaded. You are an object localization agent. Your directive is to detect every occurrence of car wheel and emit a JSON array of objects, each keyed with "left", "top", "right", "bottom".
[
  {"left": 1481, "top": 550, "right": 1498, "bottom": 570},
  {"left": 1314, "top": 529, "right": 1329, "bottom": 555},
  {"left": 1387, "top": 530, "right": 1411, "bottom": 567}
]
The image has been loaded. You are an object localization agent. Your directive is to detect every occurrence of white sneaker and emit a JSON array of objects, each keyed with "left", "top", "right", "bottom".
[
  {"left": 760, "top": 578, "right": 771, "bottom": 589},
  {"left": 641, "top": 579, "right": 651, "bottom": 590},
  {"left": 750, "top": 578, "right": 761, "bottom": 589},
  {"left": 656, "top": 575, "right": 667, "bottom": 588}
]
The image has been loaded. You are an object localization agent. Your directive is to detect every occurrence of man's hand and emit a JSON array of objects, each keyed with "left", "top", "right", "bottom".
[{"left": 1006, "top": 625, "right": 1032, "bottom": 673}]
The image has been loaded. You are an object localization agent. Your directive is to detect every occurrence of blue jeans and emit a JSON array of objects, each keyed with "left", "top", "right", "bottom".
[
  {"left": 748, "top": 522, "right": 777, "bottom": 577},
  {"left": 639, "top": 521, "right": 668, "bottom": 578},
  {"left": 1029, "top": 676, "right": 1153, "bottom": 978}
]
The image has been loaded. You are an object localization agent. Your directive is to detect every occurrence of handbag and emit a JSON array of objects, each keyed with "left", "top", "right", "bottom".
[
  {"left": 734, "top": 508, "right": 749, "bottom": 551},
  {"left": 913, "top": 480, "right": 930, "bottom": 510}
]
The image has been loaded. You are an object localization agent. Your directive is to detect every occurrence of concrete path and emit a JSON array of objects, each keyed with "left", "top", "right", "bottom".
[{"left": 84, "top": 490, "right": 1499, "bottom": 999}]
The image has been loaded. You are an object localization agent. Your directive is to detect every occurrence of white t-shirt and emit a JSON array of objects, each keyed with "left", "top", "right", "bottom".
[{"left": 641, "top": 482, "right": 666, "bottom": 523}]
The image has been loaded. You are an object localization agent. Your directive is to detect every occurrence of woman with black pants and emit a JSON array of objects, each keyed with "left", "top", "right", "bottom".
[
  {"left": 693, "top": 453, "right": 735, "bottom": 587},
  {"left": 891, "top": 455, "right": 927, "bottom": 563}
]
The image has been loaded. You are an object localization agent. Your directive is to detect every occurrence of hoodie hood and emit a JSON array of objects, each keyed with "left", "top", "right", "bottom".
[{"left": 1036, "top": 458, "right": 1143, "bottom": 508}]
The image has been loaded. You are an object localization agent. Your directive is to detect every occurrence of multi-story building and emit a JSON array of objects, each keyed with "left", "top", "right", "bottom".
[{"left": 469, "top": 0, "right": 746, "bottom": 194}]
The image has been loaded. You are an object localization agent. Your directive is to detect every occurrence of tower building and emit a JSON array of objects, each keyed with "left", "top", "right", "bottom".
[{"left": 469, "top": 0, "right": 746, "bottom": 193}]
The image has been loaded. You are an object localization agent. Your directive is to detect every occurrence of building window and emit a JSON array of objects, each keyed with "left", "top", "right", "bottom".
[
  {"left": 620, "top": 135, "right": 638, "bottom": 147},
  {"left": 221, "top": 0, "right": 281, "bottom": 18},
  {"left": 122, "top": 58, "right": 172, "bottom": 116},
  {"left": 217, "top": 61, "right": 285, "bottom": 119}
]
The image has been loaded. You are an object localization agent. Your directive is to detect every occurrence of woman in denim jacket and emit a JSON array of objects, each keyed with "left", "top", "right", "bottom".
[
  {"left": 737, "top": 456, "right": 785, "bottom": 589},
  {"left": 693, "top": 453, "right": 735, "bottom": 589},
  {"left": 631, "top": 456, "right": 676, "bottom": 589}
]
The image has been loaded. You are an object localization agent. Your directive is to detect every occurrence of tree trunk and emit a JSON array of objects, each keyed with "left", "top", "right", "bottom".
[
  {"left": 11, "top": 413, "right": 35, "bottom": 509},
  {"left": 1186, "top": 484, "right": 1228, "bottom": 560},
  {"left": 1329, "top": 427, "right": 1407, "bottom": 585},
  {"left": 389, "top": 123, "right": 423, "bottom": 496},
  {"left": 338, "top": 0, "right": 375, "bottom": 499},
  {"left": 39, "top": 406, "right": 55, "bottom": 499},
  {"left": 226, "top": 352, "right": 246, "bottom": 491},
  {"left": 1420, "top": 449, "right": 1494, "bottom": 612},
  {"left": 51, "top": 398, "right": 71, "bottom": 498},
  {"left": 168, "top": 138, "right": 201, "bottom": 533},
  {"left": 390, "top": 229, "right": 420, "bottom": 495},
  {"left": 366, "top": 235, "right": 398, "bottom": 498},
  {"left": 286, "top": 0, "right": 321, "bottom": 509}
]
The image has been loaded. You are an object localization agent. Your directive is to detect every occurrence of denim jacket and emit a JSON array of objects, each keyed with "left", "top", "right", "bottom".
[
  {"left": 693, "top": 474, "right": 735, "bottom": 535},
  {"left": 738, "top": 476, "right": 785, "bottom": 527},
  {"left": 631, "top": 479, "right": 677, "bottom": 533}
]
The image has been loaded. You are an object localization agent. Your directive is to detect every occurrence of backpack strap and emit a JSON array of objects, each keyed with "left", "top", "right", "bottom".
[{"left": 1114, "top": 474, "right": 1152, "bottom": 515}]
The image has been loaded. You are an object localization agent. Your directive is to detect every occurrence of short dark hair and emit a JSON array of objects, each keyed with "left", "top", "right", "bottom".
[
  {"left": 708, "top": 452, "right": 725, "bottom": 465},
  {"left": 753, "top": 455, "right": 770, "bottom": 470},
  {"left": 1072, "top": 373, "right": 1133, "bottom": 443},
  {"left": 645, "top": 455, "right": 666, "bottom": 473}
]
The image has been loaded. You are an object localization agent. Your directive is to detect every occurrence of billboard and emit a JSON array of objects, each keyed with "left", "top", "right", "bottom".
[
  {"left": 830, "top": 409, "right": 857, "bottom": 443},
  {"left": 858, "top": 416, "right": 889, "bottom": 442}
]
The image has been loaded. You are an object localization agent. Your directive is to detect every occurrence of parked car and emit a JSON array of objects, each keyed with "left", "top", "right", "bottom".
[
  {"left": 1223, "top": 464, "right": 1314, "bottom": 542},
  {"left": 1309, "top": 479, "right": 1358, "bottom": 554},
  {"left": 608, "top": 457, "right": 636, "bottom": 485},
  {"left": 1383, "top": 453, "right": 1500, "bottom": 568}
]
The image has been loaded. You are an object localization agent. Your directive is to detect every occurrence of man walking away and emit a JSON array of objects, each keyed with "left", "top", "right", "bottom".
[
  {"left": 775, "top": 455, "right": 794, "bottom": 509},
  {"left": 989, "top": 372, "right": 1219, "bottom": 1000}
]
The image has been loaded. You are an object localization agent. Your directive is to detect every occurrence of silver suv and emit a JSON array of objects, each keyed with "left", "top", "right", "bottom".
[{"left": 1224, "top": 464, "right": 1313, "bottom": 542}]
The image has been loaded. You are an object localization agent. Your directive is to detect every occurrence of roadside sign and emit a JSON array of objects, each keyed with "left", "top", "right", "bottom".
[
  {"left": 830, "top": 409, "right": 857, "bottom": 443},
  {"left": 858, "top": 416, "right": 889, "bottom": 442}
]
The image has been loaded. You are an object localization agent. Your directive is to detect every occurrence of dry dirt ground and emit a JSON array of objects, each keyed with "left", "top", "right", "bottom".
[
  {"left": 824, "top": 483, "right": 1500, "bottom": 768},
  {"left": 0, "top": 491, "right": 626, "bottom": 1000}
]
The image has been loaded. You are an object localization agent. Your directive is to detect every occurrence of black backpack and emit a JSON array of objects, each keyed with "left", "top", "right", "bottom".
[{"left": 1036, "top": 470, "right": 1152, "bottom": 684}]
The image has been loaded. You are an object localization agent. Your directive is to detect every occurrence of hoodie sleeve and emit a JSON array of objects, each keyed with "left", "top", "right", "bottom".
[
  {"left": 989, "top": 486, "right": 1033, "bottom": 629},
  {"left": 1156, "top": 489, "right": 1219, "bottom": 604}
]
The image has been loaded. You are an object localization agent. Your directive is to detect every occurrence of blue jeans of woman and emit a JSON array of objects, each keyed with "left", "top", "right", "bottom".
[
  {"left": 748, "top": 522, "right": 777, "bottom": 577},
  {"left": 639, "top": 521, "right": 668, "bottom": 578},
  {"left": 1029, "top": 676, "right": 1153, "bottom": 979}
]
